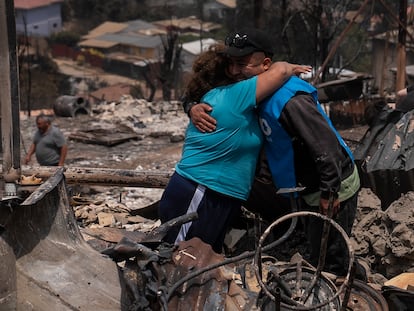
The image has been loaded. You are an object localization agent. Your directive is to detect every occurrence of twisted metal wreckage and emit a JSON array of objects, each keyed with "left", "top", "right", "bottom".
[{"left": 1, "top": 167, "right": 367, "bottom": 310}]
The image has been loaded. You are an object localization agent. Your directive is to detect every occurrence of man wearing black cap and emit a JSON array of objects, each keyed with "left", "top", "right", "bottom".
[
  {"left": 185, "top": 28, "right": 360, "bottom": 276},
  {"left": 159, "top": 42, "right": 311, "bottom": 254},
  {"left": 184, "top": 28, "right": 275, "bottom": 128},
  {"left": 224, "top": 29, "right": 274, "bottom": 58}
]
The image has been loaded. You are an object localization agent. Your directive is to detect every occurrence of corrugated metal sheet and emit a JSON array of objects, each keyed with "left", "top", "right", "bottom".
[
  {"left": 124, "top": 19, "right": 164, "bottom": 34},
  {"left": 98, "top": 33, "right": 162, "bottom": 48}
]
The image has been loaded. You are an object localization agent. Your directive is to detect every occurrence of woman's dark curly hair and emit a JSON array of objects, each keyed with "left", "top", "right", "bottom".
[{"left": 185, "top": 43, "right": 236, "bottom": 102}]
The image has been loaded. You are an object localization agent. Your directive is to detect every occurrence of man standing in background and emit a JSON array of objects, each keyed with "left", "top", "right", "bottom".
[{"left": 24, "top": 114, "right": 67, "bottom": 166}]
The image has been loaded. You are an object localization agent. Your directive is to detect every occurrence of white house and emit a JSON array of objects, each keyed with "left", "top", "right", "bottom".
[
  {"left": 204, "top": 0, "right": 236, "bottom": 20},
  {"left": 14, "top": 0, "right": 64, "bottom": 37},
  {"left": 181, "top": 38, "right": 217, "bottom": 72}
]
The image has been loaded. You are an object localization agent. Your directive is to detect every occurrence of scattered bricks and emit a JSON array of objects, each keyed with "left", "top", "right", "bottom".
[{"left": 98, "top": 212, "right": 116, "bottom": 227}]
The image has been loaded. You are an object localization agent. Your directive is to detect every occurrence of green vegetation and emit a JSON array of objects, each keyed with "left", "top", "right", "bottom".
[{"left": 48, "top": 31, "right": 80, "bottom": 47}]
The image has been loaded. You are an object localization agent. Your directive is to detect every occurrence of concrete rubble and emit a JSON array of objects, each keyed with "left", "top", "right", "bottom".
[{"left": 352, "top": 189, "right": 414, "bottom": 280}]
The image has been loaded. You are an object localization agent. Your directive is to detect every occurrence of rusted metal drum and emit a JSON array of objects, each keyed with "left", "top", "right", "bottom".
[
  {"left": 337, "top": 278, "right": 389, "bottom": 311},
  {"left": 53, "top": 95, "right": 90, "bottom": 117}
]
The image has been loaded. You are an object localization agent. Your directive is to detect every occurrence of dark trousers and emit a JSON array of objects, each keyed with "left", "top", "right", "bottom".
[
  {"left": 158, "top": 172, "right": 241, "bottom": 253},
  {"left": 302, "top": 192, "right": 358, "bottom": 276}
]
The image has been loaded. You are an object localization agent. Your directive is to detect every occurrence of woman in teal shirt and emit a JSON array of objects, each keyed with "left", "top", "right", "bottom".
[{"left": 159, "top": 43, "right": 310, "bottom": 253}]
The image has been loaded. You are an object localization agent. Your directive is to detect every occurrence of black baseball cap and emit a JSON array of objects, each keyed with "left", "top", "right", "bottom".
[{"left": 224, "top": 28, "right": 274, "bottom": 58}]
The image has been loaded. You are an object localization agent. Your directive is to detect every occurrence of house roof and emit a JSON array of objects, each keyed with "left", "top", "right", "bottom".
[
  {"left": 78, "top": 39, "right": 118, "bottom": 49},
  {"left": 182, "top": 38, "right": 217, "bottom": 55},
  {"left": 154, "top": 16, "right": 221, "bottom": 33},
  {"left": 82, "top": 22, "right": 128, "bottom": 40},
  {"left": 83, "top": 20, "right": 165, "bottom": 40},
  {"left": 81, "top": 19, "right": 165, "bottom": 48},
  {"left": 124, "top": 19, "right": 166, "bottom": 35},
  {"left": 80, "top": 31, "right": 162, "bottom": 50},
  {"left": 216, "top": 0, "right": 236, "bottom": 9},
  {"left": 14, "top": 0, "right": 63, "bottom": 10},
  {"left": 99, "top": 33, "right": 162, "bottom": 48}
]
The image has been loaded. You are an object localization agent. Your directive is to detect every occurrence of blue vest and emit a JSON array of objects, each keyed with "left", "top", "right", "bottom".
[{"left": 259, "top": 76, "right": 353, "bottom": 191}]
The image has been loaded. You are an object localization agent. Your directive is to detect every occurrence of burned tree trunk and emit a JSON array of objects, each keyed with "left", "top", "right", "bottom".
[{"left": 159, "top": 28, "right": 182, "bottom": 101}]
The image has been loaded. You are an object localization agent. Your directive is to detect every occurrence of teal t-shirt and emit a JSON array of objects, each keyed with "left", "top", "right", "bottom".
[{"left": 176, "top": 76, "right": 263, "bottom": 200}]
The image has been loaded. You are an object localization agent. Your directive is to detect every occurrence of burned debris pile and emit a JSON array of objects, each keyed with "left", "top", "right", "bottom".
[
  {"left": 70, "top": 185, "right": 412, "bottom": 310},
  {"left": 351, "top": 190, "right": 414, "bottom": 280},
  {"left": 10, "top": 95, "right": 414, "bottom": 310}
]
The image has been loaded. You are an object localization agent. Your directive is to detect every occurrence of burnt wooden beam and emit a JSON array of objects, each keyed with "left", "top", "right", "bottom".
[{"left": 15, "top": 166, "right": 173, "bottom": 188}]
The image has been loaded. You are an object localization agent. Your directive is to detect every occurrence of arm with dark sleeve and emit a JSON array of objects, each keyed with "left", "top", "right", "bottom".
[
  {"left": 182, "top": 96, "right": 197, "bottom": 115},
  {"left": 278, "top": 94, "right": 344, "bottom": 199},
  {"left": 181, "top": 96, "right": 216, "bottom": 132}
]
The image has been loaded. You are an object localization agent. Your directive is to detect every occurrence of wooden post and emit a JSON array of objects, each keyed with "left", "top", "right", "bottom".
[
  {"left": 396, "top": 0, "right": 408, "bottom": 92},
  {"left": 0, "top": 1, "right": 18, "bottom": 308},
  {"left": 0, "top": 0, "right": 21, "bottom": 190}
]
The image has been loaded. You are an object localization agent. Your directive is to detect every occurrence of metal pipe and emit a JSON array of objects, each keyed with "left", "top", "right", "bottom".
[
  {"left": 275, "top": 287, "right": 281, "bottom": 311},
  {"left": 300, "top": 192, "right": 335, "bottom": 304},
  {"left": 340, "top": 261, "right": 356, "bottom": 311}
]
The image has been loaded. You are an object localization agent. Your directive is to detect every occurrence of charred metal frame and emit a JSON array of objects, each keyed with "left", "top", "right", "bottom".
[
  {"left": 160, "top": 210, "right": 355, "bottom": 310},
  {"left": 253, "top": 211, "right": 355, "bottom": 310}
]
